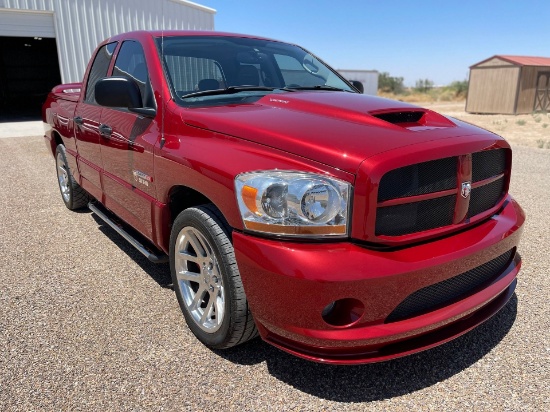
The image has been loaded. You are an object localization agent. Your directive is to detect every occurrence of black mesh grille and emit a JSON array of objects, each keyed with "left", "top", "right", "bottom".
[
  {"left": 375, "top": 149, "right": 508, "bottom": 238},
  {"left": 472, "top": 149, "right": 507, "bottom": 182},
  {"left": 376, "top": 195, "right": 456, "bottom": 236},
  {"left": 378, "top": 157, "right": 457, "bottom": 202},
  {"left": 467, "top": 177, "right": 505, "bottom": 218},
  {"left": 386, "top": 249, "right": 514, "bottom": 323}
]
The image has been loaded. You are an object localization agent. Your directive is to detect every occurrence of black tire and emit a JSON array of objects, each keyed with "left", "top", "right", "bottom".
[
  {"left": 55, "top": 144, "right": 89, "bottom": 210},
  {"left": 169, "top": 204, "right": 258, "bottom": 349}
]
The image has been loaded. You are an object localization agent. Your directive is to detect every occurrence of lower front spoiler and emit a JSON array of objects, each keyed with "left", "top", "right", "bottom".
[{"left": 258, "top": 279, "right": 516, "bottom": 365}]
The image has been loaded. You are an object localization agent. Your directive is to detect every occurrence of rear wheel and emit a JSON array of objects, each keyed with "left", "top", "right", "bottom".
[
  {"left": 55, "top": 144, "right": 88, "bottom": 210},
  {"left": 170, "top": 204, "right": 258, "bottom": 349}
]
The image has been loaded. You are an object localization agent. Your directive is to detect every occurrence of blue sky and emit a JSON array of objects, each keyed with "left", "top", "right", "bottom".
[{"left": 198, "top": 0, "right": 549, "bottom": 86}]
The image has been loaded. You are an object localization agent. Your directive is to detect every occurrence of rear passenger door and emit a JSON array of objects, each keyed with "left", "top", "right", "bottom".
[
  {"left": 99, "top": 40, "right": 159, "bottom": 239},
  {"left": 74, "top": 42, "right": 117, "bottom": 200}
]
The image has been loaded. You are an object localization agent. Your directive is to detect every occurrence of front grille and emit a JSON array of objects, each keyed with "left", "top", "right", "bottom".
[
  {"left": 375, "top": 148, "right": 509, "bottom": 237},
  {"left": 386, "top": 249, "right": 514, "bottom": 323},
  {"left": 376, "top": 195, "right": 456, "bottom": 236},
  {"left": 472, "top": 149, "right": 506, "bottom": 182},
  {"left": 467, "top": 177, "right": 505, "bottom": 218},
  {"left": 378, "top": 157, "right": 457, "bottom": 202}
]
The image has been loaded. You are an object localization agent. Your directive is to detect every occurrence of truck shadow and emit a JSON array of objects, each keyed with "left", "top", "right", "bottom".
[
  {"left": 91, "top": 213, "right": 172, "bottom": 288},
  {"left": 217, "top": 294, "right": 518, "bottom": 402},
  {"left": 89, "top": 213, "right": 518, "bottom": 402}
]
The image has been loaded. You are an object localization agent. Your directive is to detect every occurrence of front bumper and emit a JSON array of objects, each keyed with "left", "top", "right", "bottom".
[{"left": 233, "top": 196, "right": 525, "bottom": 364}]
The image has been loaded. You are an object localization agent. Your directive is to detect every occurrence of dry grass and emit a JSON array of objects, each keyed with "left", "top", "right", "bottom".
[
  {"left": 378, "top": 89, "right": 466, "bottom": 103},
  {"left": 412, "top": 100, "right": 550, "bottom": 149}
]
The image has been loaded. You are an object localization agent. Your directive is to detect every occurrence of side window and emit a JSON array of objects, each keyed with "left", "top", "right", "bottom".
[
  {"left": 164, "top": 55, "right": 224, "bottom": 94},
  {"left": 85, "top": 42, "right": 117, "bottom": 103},
  {"left": 274, "top": 53, "right": 325, "bottom": 87},
  {"left": 112, "top": 40, "right": 153, "bottom": 106}
]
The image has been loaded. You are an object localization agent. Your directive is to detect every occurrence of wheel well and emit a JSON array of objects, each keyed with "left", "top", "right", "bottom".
[
  {"left": 52, "top": 131, "right": 63, "bottom": 148},
  {"left": 168, "top": 186, "right": 213, "bottom": 223}
]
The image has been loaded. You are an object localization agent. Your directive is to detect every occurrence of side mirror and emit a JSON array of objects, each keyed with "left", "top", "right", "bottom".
[
  {"left": 96, "top": 76, "right": 143, "bottom": 108},
  {"left": 350, "top": 80, "right": 364, "bottom": 94},
  {"left": 95, "top": 77, "right": 156, "bottom": 117}
]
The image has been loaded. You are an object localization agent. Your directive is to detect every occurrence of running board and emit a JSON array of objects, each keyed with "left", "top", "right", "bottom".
[{"left": 88, "top": 202, "right": 169, "bottom": 264}]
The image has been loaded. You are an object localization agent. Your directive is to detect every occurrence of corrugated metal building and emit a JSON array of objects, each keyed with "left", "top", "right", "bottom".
[
  {"left": 337, "top": 69, "right": 378, "bottom": 95},
  {"left": 0, "top": 0, "right": 215, "bottom": 116},
  {"left": 466, "top": 55, "right": 550, "bottom": 114}
]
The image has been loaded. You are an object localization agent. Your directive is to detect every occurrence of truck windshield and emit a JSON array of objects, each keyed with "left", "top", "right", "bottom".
[{"left": 156, "top": 36, "right": 355, "bottom": 107}]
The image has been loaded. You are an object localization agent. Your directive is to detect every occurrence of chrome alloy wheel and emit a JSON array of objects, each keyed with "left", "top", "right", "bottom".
[
  {"left": 56, "top": 151, "right": 70, "bottom": 203},
  {"left": 174, "top": 226, "right": 225, "bottom": 333}
]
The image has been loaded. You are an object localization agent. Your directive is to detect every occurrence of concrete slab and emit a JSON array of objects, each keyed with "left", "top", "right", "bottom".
[{"left": 0, "top": 121, "right": 44, "bottom": 138}]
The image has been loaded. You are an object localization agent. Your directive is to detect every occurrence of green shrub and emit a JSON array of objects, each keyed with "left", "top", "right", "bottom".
[
  {"left": 414, "top": 78, "right": 434, "bottom": 93},
  {"left": 447, "top": 80, "right": 469, "bottom": 98},
  {"left": 378, "top": 72, "right": 405, "bottom": 94}
]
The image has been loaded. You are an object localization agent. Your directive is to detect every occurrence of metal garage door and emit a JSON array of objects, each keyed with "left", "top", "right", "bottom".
[
  {"left": 0, "top": 10, "right": 59, "bottom": 118},
  {"left": 0, "top": 10, "right": 55, "bottom": 38}
]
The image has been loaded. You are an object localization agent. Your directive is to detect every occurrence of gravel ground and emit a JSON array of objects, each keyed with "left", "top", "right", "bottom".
[{"left": 0, "top": 136, "right": 548, "bottom": 411}]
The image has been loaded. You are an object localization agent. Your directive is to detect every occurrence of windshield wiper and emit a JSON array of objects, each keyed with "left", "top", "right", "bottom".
[
  {"left": 181, "top": 86, "right": 295, "bottom": 99},
  {"left": 286, "top": 85, "right": 353, "bottom": 92}
]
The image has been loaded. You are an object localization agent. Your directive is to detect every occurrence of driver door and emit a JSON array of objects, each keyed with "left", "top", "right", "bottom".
[{"left": 99, "top": 40, "right": 159, "bottom": 239}]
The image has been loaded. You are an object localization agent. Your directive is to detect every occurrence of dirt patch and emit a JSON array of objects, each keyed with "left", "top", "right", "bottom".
[{"left": 419, "top": 101, "right": 550, "bottom": 149}]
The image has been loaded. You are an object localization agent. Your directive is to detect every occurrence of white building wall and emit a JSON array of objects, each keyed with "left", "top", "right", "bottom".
[
  {"left": 0, "top": 0, "right": 215, "bottom": 83},
  {"left": 337, "top": 70, "right": 379, "bottom": 95}
]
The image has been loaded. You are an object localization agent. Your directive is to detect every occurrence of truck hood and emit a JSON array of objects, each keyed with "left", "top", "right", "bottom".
[{"left": 180, "top": 92, "right": 492, "bottom": 174}]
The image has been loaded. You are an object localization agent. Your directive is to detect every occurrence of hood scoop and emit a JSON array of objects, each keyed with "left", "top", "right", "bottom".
[{"left": 370, "top": 109, "right": 456, "bottom": 131}]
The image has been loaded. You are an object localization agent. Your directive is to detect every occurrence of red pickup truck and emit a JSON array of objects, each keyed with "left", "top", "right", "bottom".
[{"left": 43, "top": 30, "right": 525, "bottom": 364}]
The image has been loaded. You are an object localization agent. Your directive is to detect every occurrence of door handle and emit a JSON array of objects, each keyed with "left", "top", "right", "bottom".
[
  {"left": 73, "top": 116, "right": 83, "bottom": 127},
  {"left": 98, "top": 124, "right": 112, "bottom": 138},
  {"left": 129, "top": 142, "right": 144, "bottom": 153}
]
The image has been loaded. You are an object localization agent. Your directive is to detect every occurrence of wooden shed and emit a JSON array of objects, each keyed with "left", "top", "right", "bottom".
[{"left": 466, "top": 55, "right": 550, "bottom": 114}]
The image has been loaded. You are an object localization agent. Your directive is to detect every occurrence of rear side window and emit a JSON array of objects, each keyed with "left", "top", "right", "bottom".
[
  {"left": 112, "top": 40, "right": 153, "bottom": 106},
  {"left": 84, "top": 42, "right": 117, "bottom": 103},
  {"left": 164, "top": 56, "right": 223, "bottom": 94}
]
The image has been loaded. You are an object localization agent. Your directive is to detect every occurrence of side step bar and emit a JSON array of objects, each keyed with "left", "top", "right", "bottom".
[{"left": 88, "top": 202, "right": 169, "bottom": 264}]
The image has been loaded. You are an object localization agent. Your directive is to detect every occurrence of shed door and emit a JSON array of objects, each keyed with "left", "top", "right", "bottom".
[{"left": 534, "top": 72, "right": 550, "bottom": 112}]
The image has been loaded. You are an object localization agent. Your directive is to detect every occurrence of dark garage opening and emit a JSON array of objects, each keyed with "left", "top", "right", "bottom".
[{"left": 0, "top": 36, "right": 61, "bottom": 120}]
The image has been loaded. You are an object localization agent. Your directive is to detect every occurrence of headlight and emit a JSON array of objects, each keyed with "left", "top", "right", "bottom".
[{"left": 235, "top": 171, "right": 351, "bottom": 237}]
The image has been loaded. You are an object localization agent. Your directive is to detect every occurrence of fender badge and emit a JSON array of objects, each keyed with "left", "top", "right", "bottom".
[
  {"left": 133, "top": 170, "right": 153, "bottom": 186},
  {"left": 461, "top": 181, "right": 472, "bottom": 198}
]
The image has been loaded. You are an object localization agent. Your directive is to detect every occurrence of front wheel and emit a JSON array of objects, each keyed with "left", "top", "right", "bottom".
[
  {"left": 55, "top": 144, "right": 89, "bottom": 210},
  {"left": 170, "top": 204, "right": 258, "bottom": 349}
]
